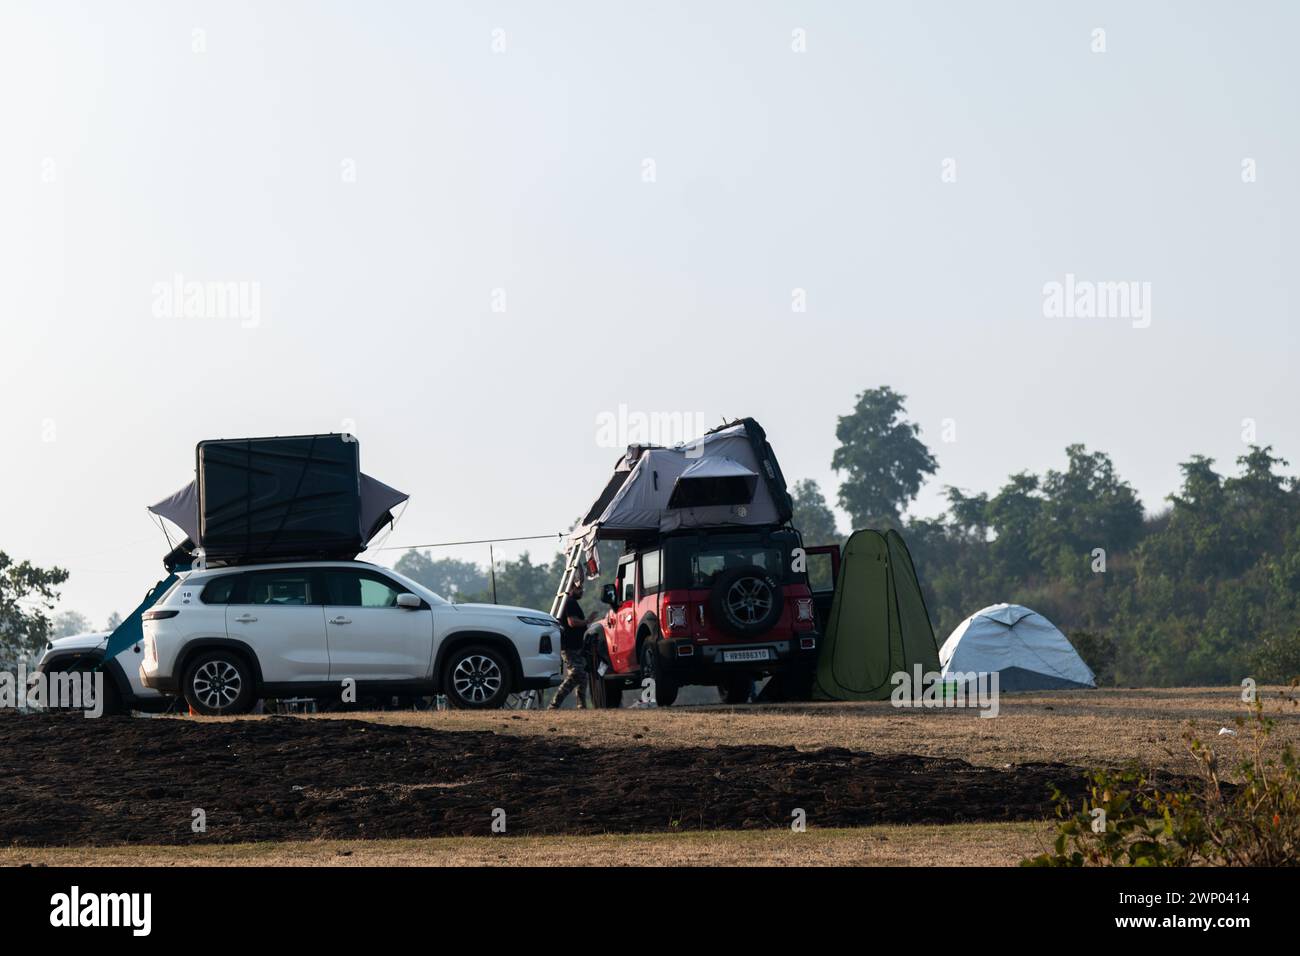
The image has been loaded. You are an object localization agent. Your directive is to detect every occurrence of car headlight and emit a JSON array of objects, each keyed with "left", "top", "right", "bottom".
[{"left": 517, "top": 616, "right": 558, "bottom": 627}]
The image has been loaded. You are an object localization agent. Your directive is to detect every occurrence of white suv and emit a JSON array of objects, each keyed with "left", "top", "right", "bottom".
[{"left": 140, "top": 560, "right": 562, "bottom": 714}]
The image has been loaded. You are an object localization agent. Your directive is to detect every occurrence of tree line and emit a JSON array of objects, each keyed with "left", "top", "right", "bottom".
[{"left": 790, "top": 387, "right": 1300, "bottom": 687}]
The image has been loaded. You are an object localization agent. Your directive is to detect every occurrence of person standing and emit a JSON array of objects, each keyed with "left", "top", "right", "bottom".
[{"left": 548, "top": 579, "right": 589, "bottom": 709}]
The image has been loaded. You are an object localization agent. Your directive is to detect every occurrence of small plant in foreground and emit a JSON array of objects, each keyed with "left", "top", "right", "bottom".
[{"left": 1024, "top": 683, "right": 1299, "bottom": 866}]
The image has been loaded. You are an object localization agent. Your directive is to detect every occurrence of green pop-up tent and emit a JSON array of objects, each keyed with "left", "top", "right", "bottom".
[{"left": 813, "top": 529, "right": 940, "bottom": 701}]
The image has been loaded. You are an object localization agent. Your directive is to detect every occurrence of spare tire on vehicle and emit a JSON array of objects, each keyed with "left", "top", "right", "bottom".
[{"left": 709, "top": 565, "right": 784, "bottom": 637}]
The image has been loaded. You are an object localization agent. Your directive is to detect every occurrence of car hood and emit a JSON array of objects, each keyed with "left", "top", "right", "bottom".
[
  {"left": 450, "top": 603, "right": 556, "bottom": 621},
  {"left": 43, "top": 632, "right": 111, "bottom": 655}
]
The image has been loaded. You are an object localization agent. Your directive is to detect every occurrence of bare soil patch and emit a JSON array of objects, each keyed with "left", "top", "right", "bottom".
[{"left": 1, "top": 712, "right": 1090, "bottom": 847}]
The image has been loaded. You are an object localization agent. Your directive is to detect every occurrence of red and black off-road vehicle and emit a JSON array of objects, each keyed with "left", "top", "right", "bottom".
[
  {"left": 586, "top": 526, "right": 839, "bottom": 706},
  {"left": 557, "top": 417, "right": 842, "bottom": 707}
]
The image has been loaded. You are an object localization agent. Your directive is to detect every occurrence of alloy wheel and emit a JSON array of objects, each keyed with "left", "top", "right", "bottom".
[
  {"left": 452, "top": 654, "right": 503, "bottom": 704},
  {"left": 726, "top": 577, "right": 774, "bottom": 625},
  {"left": 191, "top": 659, "right": 244, "bottom": 710}
]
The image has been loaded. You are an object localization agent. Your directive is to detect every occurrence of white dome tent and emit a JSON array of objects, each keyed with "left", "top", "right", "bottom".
[{"left": 939, "top": 604, "right": 1096, "bottom": 692}]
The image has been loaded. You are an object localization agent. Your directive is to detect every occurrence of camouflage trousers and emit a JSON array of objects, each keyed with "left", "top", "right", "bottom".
[{"left": 550, "top": 648, "right": 589, "bottom": 709}]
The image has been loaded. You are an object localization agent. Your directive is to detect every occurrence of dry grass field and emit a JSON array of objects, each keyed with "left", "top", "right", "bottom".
[
  {"left": 315, "top": 685, "right": 1300, "bottom": 779},
  {"left": 6, "top": 687, "right": 1294, "bottom": 866},
  {"left": 0, "top": 822, "right": 1052, "bottom": 867}
]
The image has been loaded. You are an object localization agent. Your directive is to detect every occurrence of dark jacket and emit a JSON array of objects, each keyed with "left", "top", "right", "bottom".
[{"left": 559, "top": 595, "right": 586, "bottom": 653}]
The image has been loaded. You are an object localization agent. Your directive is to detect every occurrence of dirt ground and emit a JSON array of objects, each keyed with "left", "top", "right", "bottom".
[{"left": 1, "top": 711, "right": 1092, "bottom": 847}]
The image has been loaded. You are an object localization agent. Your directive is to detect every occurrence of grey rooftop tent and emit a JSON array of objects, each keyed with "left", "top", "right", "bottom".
[
  {"left": 813, "top": 529, "right": 941, "bottom": 701},
  {"left": 148, "top": 434, "right": 408, "bottom": 566},
  {"left": 568, "top": 418, "right": 794, "bottom": 555},
  {"left": 551, "top": 417, "right": 794, "bottom": 614},
  {"left": 938, "top": 603, "right": 1096, "bottom": 691}
]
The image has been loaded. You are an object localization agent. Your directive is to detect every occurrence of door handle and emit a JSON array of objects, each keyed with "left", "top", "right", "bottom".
[
  {"left": 329, "top": 616, "right": 352, "bottom": 626},
  {"left": 234, "top": 615, "right": 258, "bottom": 624}
]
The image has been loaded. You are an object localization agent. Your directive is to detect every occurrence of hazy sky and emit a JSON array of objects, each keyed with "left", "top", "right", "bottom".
[{"left": 2, "top": 0, "right": 1296, "bottom": 624}]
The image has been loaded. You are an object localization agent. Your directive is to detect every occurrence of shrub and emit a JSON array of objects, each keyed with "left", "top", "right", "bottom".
[
  {"left": 1024, "top": 685, "right": 1300, "bottom": 866},
  {"left": 1251, "top": 630, "right": 1300, "bottom": 684}
]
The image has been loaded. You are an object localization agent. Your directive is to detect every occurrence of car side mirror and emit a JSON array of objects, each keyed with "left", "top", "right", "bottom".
[
  {"left": 601, "top": 583, "right": 618, "bottom": 607},
  {"left": 397, "top": 593, "right": 422, "bottom": 609}
]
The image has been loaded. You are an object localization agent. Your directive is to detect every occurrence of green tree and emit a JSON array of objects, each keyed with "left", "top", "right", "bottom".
[
  {"left": 0, "top": 552, "right": 69, "bottom": 664},
  {"left": 831, "top": 386, "right": 937, "bottom": 529},
  {"left": 465, "top": 551, "right": 555, "bottom": 610},
  {"left": 791, "top": 479, "right": 840, "bottom": 545},
  {"left": 944, "top": 486, "right": 990, "bottom": 541},
  {"left": 986, "top": 472, "right": 1044, "bottom": 579},
  {"left": 1032, "top": 445, "right": 1144, "bottom": 583},
  {"left": 393, "top": 549, "right": 489, "bottom": 600}
]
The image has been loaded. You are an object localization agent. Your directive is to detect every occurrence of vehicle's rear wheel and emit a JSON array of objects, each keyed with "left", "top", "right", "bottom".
[
  {"left": 182, "top": 650, "right": 255, "bottom": 716},
  {"left": 638, "top": 640, "right": 678, "bottom": 707},
  {"left": 718, "top": 674, "right": 754, "bottom": 704},
  {"left": 443, "top": 644, "right": 511, "bottom": 709}
]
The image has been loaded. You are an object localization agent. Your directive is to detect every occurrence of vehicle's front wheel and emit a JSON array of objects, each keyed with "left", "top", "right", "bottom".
[
  {"left": 48, "top": 659, "right": 124, "bottom": 715},
  {"left": 638, "top": 640, "right": 678, "bottom": 707},
  {"left": 443, "top": 644, "right": 511, "bottom": 709},
  {"left": 182, "top": 650, "right": 255, "bottom": 716}
]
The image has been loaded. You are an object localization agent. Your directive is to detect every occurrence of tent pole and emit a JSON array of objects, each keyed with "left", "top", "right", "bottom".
[{"left": 489, "top": 543, "right": 498, "bottom": 604}]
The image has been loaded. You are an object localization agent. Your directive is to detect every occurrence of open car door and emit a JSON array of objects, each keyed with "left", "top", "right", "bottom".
[{"left": 803, "top": 544, "right": 841, "bottom": 635}]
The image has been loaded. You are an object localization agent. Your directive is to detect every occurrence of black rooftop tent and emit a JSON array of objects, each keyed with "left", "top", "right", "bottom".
[{"left": 148, "top": 434, "right": 408, "bottom": 567}]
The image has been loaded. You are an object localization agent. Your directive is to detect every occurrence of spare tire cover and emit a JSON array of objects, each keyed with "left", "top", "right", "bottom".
[{"left": 709, "top": 565, "right": 784, "bottom": 636}]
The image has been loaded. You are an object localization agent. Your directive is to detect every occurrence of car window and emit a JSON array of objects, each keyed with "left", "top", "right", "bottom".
[
  {"left": 360, "top": 577, "right": 402, "bottom": 608},
  {"left": 324, "top": 570, "right": 406, "bottom": 608},
  {"left": 805, "top": 550, "right": 835, "bottom": 592},
  {"left": 246, "top": 572, "right": 315, "bottom": 606},
  {"left": 640, "top": 550, "right": 661, "bottom": 593},
  {"left": 201, "top": 575, "right": 240, "bottom": 604},
  {"left": 617, "top": 561, "right": 636, "bottom": 603},
  {"left": 690, "top": 546, "right": 781, "bottom": 588}
]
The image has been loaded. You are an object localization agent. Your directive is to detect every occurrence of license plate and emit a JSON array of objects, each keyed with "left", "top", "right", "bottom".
[{"left": 722, "top": 648, "right": 770, "bottom": 663}]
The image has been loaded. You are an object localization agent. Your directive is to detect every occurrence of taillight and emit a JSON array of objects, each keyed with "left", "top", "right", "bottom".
[
  {"left": 795, "top": 599, "right": 814, "bottom": 623},
  {"left": 143, "top": 609, "right": 179, "bottom": 621},
  {"left": 665, "top": 604, "right": 687, "bottom": 631}
]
